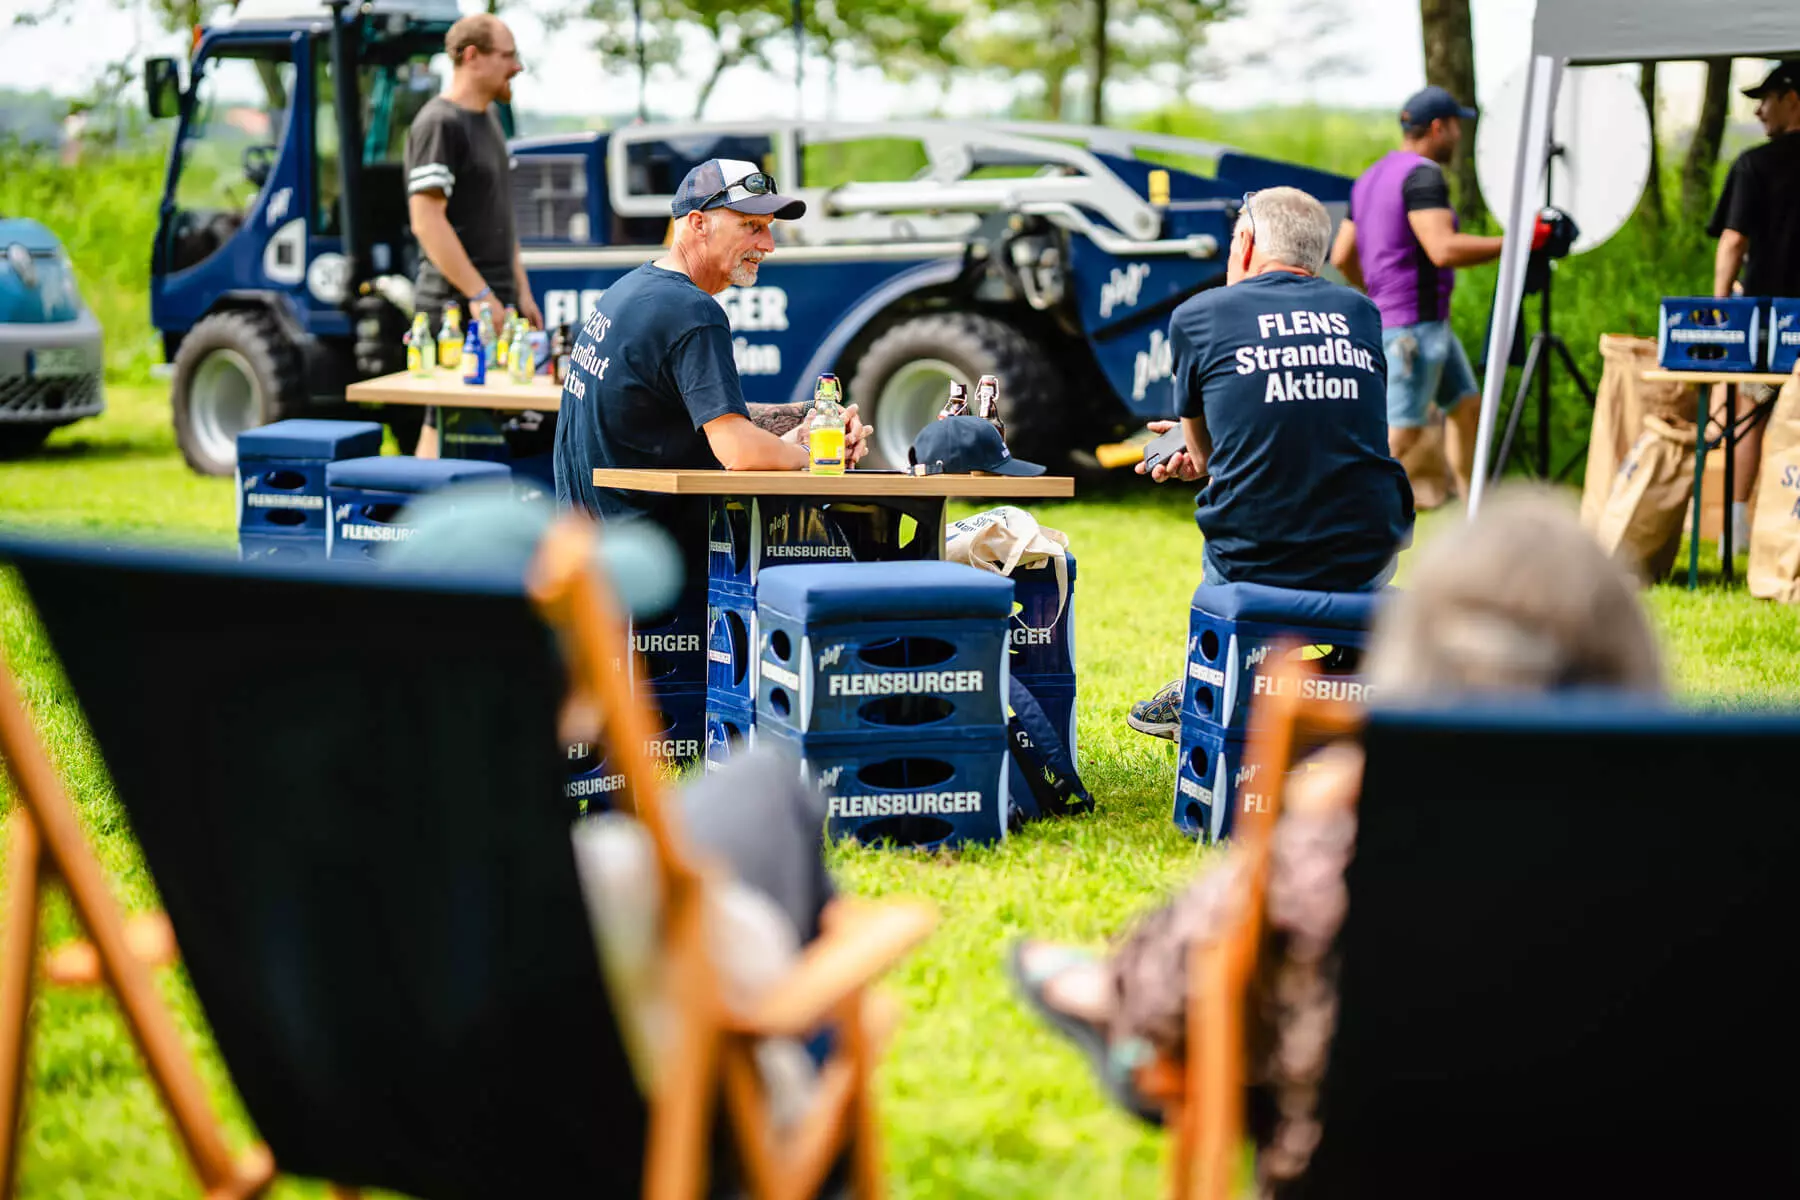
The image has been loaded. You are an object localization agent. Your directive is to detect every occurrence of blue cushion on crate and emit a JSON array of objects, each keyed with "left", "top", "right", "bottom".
[
  {"left": 238, "top": 419, "right": 385, "bottom": 461},
  {"left": 756, "top": 561, "right": 1014, "bottom": 623},
  {"left": 327, "top": 456, "right": 512, "bottom": 493},
  {"left": 1191, "top": 582, "right": 1394, "bottom": 630}
]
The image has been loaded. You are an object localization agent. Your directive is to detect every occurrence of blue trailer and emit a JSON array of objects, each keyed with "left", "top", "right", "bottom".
[{"left": 144, "top": 0, "right": 1352, "bottom": 474}]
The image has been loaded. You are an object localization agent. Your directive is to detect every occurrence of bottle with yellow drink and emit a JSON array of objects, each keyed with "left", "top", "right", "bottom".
[
  {"left": 806, "top": 372, "right": 846, "bottom": 475},
  {"left": 437, "top": 303, "right": 462, "bottom": 370}
]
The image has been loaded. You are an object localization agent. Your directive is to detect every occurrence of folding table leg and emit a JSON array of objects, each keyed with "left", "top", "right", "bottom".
[
  {"left": 1724, "top": 383, "right": 1739, "bottom": 581},
  {"left": 1689, "top": 383, "right": 1707, "bottom": 590}
]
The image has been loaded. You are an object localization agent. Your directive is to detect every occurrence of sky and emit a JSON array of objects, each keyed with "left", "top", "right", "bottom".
[{"left": 0, "top": 0, "right": 1779, "bottom": 128}]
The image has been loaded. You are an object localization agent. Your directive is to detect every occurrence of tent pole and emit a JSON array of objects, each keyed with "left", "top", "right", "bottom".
[{"left": 1470, "top": 54, "right": 1563, "bottom": 517}]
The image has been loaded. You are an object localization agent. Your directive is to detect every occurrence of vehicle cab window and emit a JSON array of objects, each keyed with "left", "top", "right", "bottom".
[{"left": 169, "top": 48, "right": 297, "bottom": 273}]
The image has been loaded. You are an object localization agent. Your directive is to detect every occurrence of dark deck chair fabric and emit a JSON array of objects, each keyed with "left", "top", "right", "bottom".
[
  {"left": 1269, "top": 696, "right": 1800, "bottom": 1200},
  {"left": 2, "top": 537, "right": 648, "bottom": 1199}
]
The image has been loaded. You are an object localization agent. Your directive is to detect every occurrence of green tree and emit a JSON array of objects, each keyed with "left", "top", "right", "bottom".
[
  {"left": 955, "top": 0, "right": 1238, "bottom": 123},
  {"left": 1419, "top": 0, "right": 1483, "bottom": 223},
  {"left": 554, "top": 0, "right": 960, "bottom": 120}
]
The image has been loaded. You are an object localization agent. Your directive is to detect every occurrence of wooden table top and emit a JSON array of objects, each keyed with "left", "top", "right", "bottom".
[
  {"left": 345, "top": 369, "right": 562, "bottom": 412},
  {"left": 591, "top": 468, "right": 1075, "bottom": 498},
  {"left": 1640, "top": 369, "right": 1794, "bottom": 386}
]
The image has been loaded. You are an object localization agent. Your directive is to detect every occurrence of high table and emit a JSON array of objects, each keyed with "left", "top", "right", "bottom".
[
  {"left": 1639, "top": 368, "right": 1791, "bottom": 590},
  {"left": 344, "top": 367, "right": 562, "bottom": 412},
  {"left": 590, "top": 467, "right": 1073, "bottom": 567}
]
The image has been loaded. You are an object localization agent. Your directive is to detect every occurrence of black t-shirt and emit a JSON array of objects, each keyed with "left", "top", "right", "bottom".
[
  {"left": 553, "top": 264, "right": 749, "bottom": 527},
  {"left": 1174, "top": 271, "right": 1414, "bottom": 590},
  {"left": 1707, "top": 131, "right": 1800, "bottom": 298},
  {"left": 403, "top": 96, "right": 518, "bottom": 311}
]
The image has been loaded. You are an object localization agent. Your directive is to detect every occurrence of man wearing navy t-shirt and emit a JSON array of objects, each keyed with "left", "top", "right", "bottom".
[
  {"left": 1330, "top": 86, "right": 1503, "bottom": 503},
  {"left": 1127, "top": 186, "right": 1413, "bottom": 741},
  {"left": 552, "top": 157, "right": 871, "bottom": 536}
]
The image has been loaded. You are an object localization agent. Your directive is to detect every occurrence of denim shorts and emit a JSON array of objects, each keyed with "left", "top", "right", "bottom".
[{"left": 1382, "top": 319, "right": 1478, "bottom": 428}]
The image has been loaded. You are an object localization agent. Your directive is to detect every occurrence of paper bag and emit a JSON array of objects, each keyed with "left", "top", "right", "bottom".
[
  {"left": 1749, "top": 375, "right": 1800, "bottom": 604},
  {"left": 1581, "top": 335, "right": 1693, "bottom": 532},
  {"left": 1593, "top": 415, "right": 1696, "bottom": 584}
]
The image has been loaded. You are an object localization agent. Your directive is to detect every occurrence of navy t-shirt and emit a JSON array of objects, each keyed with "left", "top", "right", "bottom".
[
  {"left": 552, "top": 263, "right": 748, "bottom": 528},
  {"left": 1173, "top": 271, "right": 1414, "bottom": 590}
]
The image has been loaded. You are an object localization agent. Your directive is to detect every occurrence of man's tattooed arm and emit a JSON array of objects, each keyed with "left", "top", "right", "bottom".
[{"left": 749, "top": 402, "right": 811, "bottom": 438}]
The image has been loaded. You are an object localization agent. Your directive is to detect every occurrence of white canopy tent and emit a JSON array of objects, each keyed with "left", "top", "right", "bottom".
[{"left": 1468, "top": 1, "right": 1800, "bottom": 515}]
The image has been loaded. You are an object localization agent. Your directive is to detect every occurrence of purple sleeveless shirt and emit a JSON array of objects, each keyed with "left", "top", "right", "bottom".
[{"left": 1349, "top": 150, "right": 1455, "bottom": 327}]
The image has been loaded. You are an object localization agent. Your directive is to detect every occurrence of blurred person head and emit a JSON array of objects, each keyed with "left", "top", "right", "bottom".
[
  {"left": 1365, "top": 485, "right": 1666, "bottom": 698},
  {"left": 1743, "top": 61, "right": 1800, "bottom": 138},
  {"left": 1399, "top": 84, "right": 1478, "bottom": 165},
  {"left": 447, "top": 14, "right": 522, "bottom": 106},
  {"left": 1228, "top": 186, "right": 1332, "bottom": 286}
]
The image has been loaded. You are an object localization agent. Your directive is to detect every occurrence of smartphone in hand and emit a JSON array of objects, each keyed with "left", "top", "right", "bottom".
[{"left": 1142, "top": 426, "right": 1187, "bottom": 472}]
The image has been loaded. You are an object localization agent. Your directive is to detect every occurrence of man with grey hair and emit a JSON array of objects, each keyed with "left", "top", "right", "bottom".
[
  {"left": 1127, "top": 186, "right": 1413, "bottom": 740},
  {"left": 554, "top": 157, "right": 871, "bottom": 530}
]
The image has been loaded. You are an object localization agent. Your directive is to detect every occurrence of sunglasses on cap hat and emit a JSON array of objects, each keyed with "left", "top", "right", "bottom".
[{"left": 699, "top": 171, "right": 778, "bottom": 212}]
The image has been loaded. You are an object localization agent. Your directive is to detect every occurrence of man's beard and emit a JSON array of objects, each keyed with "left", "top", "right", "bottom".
[{"left": 729, "top": 259, "right": 761, "bottom": 287}]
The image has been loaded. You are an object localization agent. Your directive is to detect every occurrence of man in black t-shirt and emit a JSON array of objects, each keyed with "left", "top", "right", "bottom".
[
  {"left": 402, "top": 14, "right": 551, "bottom": 467},
  {"left": 1126, "top": 186, "right": 1413, "bottom": 740},
  {"left": 1707, "top": 60, "right": 1800, "bottom": 548},
  {"left": 553, "top": 158, "right": 871, "bottom": 538}
]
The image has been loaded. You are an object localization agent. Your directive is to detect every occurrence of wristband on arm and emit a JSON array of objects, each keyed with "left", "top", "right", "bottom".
[{"left": 468, "top": 285, "right": 492, "bottom": 303}]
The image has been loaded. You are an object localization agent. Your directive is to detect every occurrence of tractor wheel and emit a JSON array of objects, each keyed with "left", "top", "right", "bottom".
[
  {"left": 0, "top": 426, "right": 53, "bottom": 460},
  {"left": 848, "top": 312, "right": 1067, "bottom": 470},
  {"left": 171, "top": 309, "right": 305, "bottom": 476}
]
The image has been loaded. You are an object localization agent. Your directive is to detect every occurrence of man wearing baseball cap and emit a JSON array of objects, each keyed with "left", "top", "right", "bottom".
[
  {"left": 552, "top": 157, "right": 872, "bottom": 534},
  {"left": 1330, "top": 84, "right": 1503, "bottom": 505},
  {"left": 1707, "top": 61, "right": 1800, "bottom": 550}
]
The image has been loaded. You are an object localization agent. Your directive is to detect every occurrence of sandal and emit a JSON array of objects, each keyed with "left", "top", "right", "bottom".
[{"left": 1006, "top": 940, "right": 1165, "bottom": 1126}]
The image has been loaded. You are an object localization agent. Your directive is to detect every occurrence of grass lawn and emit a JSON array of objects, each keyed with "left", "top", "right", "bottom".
[{"left": 3, "top": 384, "right": 1799, "bottom": 1198}]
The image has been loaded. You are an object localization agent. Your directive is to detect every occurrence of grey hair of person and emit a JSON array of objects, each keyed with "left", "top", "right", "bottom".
[
  {"left": 1363, "top": 484, "right": 1667, "bottom": 700},
  {"left": 1237, "top": 186, "right": 1333, "bottom": 275}
]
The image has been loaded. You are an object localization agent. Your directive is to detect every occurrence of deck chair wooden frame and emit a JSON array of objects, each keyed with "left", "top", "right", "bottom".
[
  {"left": 0, "top": 514, "right": 933, "bottom": 1200},
  {"left": 1137, "top": 654, "right": 1362, "bottom": 1200}
]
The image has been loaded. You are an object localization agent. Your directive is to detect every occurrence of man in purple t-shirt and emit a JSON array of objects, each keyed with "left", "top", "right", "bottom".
[{"left": 1330, "top": 85, "right": 1503, "bottom": 502}]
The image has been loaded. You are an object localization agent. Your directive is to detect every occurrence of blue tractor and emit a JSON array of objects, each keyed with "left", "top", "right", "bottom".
[{"left": 146, "top": 0, "right": 1353, "bottom": 475}]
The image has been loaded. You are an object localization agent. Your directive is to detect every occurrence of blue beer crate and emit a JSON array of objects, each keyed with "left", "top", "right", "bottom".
[
  {"left": 238, "top": 532, "right": 327, "bottom": 566},
  {"left": 438, "top": 408, "right": 512, "bottom": 462},
  {"left": 629, "top": 592, "right": 709, "bottom": 688},
  {"left": 754, "top": 562, "right": 1012, "bottom": 741},
  {"left": 1009, "top": 554, "right": 1077, "bottom": 677},
  {"left": 236, "top": 418, "right": 384, "bottom": 538},
  {"left": 1182, "top": 583, "right": 1383, "bottom": 733},
  {"left": 760, "top": 725, "right": 1010, "bottom": 850},
  {"left": 703, "top": 699, "right": 756, "bottom": 773},
  {"left": 705, "top": 585, "right": 759, "bottom": 706},
  {"left": 1769, "top": 298, "right": 1800, "bottom": 375},
  {"left": 324, "top": 457, "right": 512, "bottom": 564},
  {"left": 1173, "top": 718, "right": 1337, "bottom": 844},
  {"left": 1658, "top": 297, "right": 1764, "bottom": 372},
  {"left": 566, "top": 683, "right": 707, "bottom": 815},
  {"left": 708, "top": 495, "right": 945, "bottom": 592}
]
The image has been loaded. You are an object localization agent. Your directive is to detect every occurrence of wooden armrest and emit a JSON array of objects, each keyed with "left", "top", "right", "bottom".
[
  {"left": 45, "top": 912, "right": 178, "bottom": 986},
  {"left": 729, "top": 900, "right": 935, "bottom": 1038}
]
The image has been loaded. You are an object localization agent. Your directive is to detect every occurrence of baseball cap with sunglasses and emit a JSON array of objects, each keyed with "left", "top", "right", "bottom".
[{"left": 671, "top": 158, "right": 807, "bottom": 220}]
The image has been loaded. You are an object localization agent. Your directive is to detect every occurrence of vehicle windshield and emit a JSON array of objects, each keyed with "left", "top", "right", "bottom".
[
  {"left": 313, "top": 40, "right": 446, "bottom": 237},
  {"left": 167, "top": 45, "right": 298, "bottom": 272}
]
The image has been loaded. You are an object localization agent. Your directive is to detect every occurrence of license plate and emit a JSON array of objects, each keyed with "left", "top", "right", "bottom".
[{"left": 28, "top": 348, "right": 85, "bottom": 379}]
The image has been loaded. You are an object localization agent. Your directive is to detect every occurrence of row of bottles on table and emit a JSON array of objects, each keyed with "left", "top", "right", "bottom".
[
  {"left": 405, "top": 302, "right": 573, "bottom": 388},
  {"left": 937, "top": 374, "right": 1005, "bottom": 440}
]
